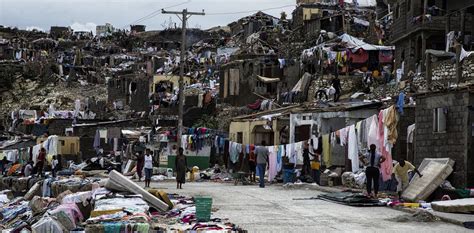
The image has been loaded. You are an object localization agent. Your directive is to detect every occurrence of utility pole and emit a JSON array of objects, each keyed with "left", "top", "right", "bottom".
[{"left": 162, "top": 9, "right": 205, "bottom": 147}]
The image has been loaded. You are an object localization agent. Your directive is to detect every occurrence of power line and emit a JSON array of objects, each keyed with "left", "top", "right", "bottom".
[
  {"left": 206, "top": 4, "right": 295, "bottom": 16},
  {"left": 122, "top": 0, "right": 191, "bottom": 29}
]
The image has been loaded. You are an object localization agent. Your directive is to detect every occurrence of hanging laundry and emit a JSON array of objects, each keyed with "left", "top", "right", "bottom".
[
  {"left": 367, "top": 115, "right": 379, "bottom": 149},
  {"left": 385, "top": 106, "right": 399, "bottom": 144},
  {"left": 339, "top": 127, "right": 349, "bottom": 146},
  {"left": 294, "top": 142, "right": 304, "bottom": 165},
  {"left": 278, "top": 58, "right": 286, "bottom": 69},
  {"left": 397, "top": 92, "right": 405, "bottom": 115},
  {"left": 322, "top": 135, "right": 331, "bottom": 167},
  {"left": 347, "top": 125, "right": 360, "bottom": 172},
  {"left": 276, "top": 145, "right": 283, "bottom": 172},
  {"left": 99, "top": 129, "right": 108, "bottom": 139},
  {"left": 267, "top": 146, "right": 278, "bottom": 182},
  {"left": 378, "top": 110, "right": 392, "bottom": 181},
  {"left": 197, "top": 94, "right": 203, "bottom": 108}
]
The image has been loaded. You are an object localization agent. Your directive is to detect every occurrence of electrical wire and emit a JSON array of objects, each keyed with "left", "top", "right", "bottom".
[
  {"left": 122, "top": 0, "right": 191, "bottom": 28},
  {"left": 206, "top": 4, "right": 295, "bottom": 15}
]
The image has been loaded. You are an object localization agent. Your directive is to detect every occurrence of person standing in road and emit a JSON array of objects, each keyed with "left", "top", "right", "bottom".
[
  {"left": 248, "top": 145, "right": 256, "bottom": 183},
  {"left": 51, "top": 155, "right": 59, "bottom": 177},
  {"left": 359, "top": 144, "right": 385, "bottom": 198},
  {"left": 136, "top": 152, "right": 144, "bottom": 182},
  {"left": 175, "top": 147, "right": 187, "bottom": 189},
  {"left": 255, "top": 141, "right": 269, "bottom": 188},
  {"left": 144, "top": 149, "right": 153, "bottom": 188}
]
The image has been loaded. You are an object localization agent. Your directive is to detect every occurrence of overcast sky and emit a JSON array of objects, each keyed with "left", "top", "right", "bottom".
[{"left": 0, "top": 0, "right": 295, "bottom": 33}]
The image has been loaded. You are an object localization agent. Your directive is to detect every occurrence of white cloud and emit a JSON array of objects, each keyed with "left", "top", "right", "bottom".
[
  {"left": 25, "top": 26, "right": 45, "bottom": 32},
  {"left": 70, "top": 22, "right": 97, "bottom": 34}
]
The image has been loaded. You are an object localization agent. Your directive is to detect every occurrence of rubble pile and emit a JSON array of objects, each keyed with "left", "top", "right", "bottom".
[
  {"left": 216, "top": 104, "right": 253, "bottom": 131},
  {"left": 0, "top": 77, "right": 107, "bottom": 117}
]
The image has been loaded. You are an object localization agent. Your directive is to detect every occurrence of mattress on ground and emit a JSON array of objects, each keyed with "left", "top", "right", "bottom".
[
  {"left": 402, "top": 161, "right": 453, "bottom": 202},
  {"left": 432, "top": 198, "right": 474, "bottom": 213},
  {"left": 417, "top": 158, "right": 455, "bottom": 173}
]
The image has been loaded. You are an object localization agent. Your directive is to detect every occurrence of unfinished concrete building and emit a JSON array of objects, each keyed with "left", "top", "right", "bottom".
[
  {"left": 107, "top": 72, "right": 150, "bottom": 112},
  {"left": 413, "top": 86, "right": 474, "bottom": 187},
  {"left": 390, "top": 0, "right": 474, "bottom": 74},
  {"left": 219, "top": 54, "right": 301, "bottom": 107}
]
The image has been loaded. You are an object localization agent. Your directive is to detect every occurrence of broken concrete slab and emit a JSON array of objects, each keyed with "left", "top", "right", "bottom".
[
  {"left": 402, "top": 160, "right": 453, "bottom": 202},
  {"left": 107, "top": 170, "right": 168, "bottom": 211},
  {"left": 432, "top": 198, "right": 474, "bottom": 214}
]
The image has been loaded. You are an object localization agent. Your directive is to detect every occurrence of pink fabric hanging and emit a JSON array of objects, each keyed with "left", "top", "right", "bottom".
[
  {"left": 378, "top": 109, "right": 393, "bottom": 181},
  {"left": 267, "top": 146, "right": 278, "bottom": 182}
]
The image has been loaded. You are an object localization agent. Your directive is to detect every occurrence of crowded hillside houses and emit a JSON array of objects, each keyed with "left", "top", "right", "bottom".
[{"left": 1, "top": 0, "right": 474, "bottom": 231}]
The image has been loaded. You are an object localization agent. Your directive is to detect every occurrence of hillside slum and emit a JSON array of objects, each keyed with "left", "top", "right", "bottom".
[{"left": 2, "top": 0, "right": 474, "bottom": 231}]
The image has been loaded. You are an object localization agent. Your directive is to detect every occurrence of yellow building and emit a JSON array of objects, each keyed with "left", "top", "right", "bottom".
[
  {"left": 37, "top": 136, "right": 80, "bottom": 155},
  {"left": 150, "top": 75, "right": 192, "bottom": 93},
  {"left": 229, "top": 106, "right": 295, "bottom": 145}
]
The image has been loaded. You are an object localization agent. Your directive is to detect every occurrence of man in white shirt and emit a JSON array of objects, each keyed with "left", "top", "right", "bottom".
[{"left": 144, "top": 149, "right": 154, "bottom": 188}]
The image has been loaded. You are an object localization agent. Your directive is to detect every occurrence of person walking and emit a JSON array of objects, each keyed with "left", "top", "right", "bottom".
[
  {"left": 302, "top": 142, "right": 313, "bottom": 177},
  {"left": 36, "top": 148, "right": 46, "bottom": 177},
  {"left": 255, "top": 141, "right": 269, "bottom": 188},
  {"left": 311, "top": 152, "right": 321, "bottom": 185},
  {"left": 144, "top": 149, "right": 154, "bottom": 188},
  {"left": 135, "top": 152, "right": 144, "bottom": 182},
  {"left": 248, "top": 145, "right": 256, "bottom": 183},
  {"left": 360, "top": 144, "right": 385, "bottom": 198},
  {"left": 175, "top": 147, "right": 187, "bottom": 189},
  {"left": 331, "top": 76, "right": 342, "bottom": 102}
]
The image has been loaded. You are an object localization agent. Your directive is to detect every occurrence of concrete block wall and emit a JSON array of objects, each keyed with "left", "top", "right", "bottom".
[{"left": 414, "top": 91, "right": 470, "bottom": 187}]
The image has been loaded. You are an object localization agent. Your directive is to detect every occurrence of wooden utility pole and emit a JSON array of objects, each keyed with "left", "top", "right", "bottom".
[{"left": 162, "top": 9, "right": 205, "bottom": 147}]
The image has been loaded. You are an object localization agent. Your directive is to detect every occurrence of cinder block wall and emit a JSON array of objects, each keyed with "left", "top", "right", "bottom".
[{"left": 414, "top": 91, "right": 470, "bottom": 187}]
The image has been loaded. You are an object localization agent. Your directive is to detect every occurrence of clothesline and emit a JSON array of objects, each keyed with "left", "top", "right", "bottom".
[{"left": 227, "top": 104, "right": 401, "bottom": 182}]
